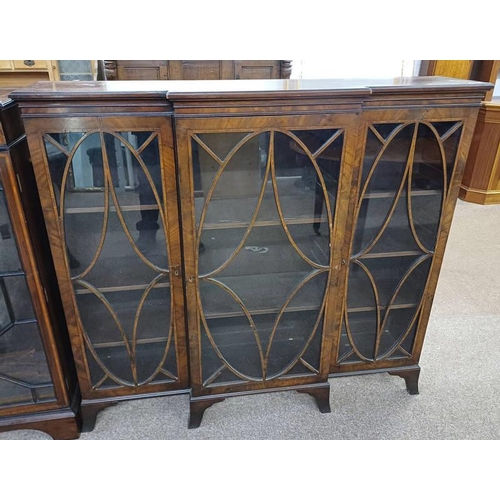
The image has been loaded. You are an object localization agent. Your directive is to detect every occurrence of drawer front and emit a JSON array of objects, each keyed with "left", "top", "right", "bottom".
[
  {"left": 0, "top": 61, "right": 13, "bottom": 70},
  {"left": 12, "top": 60, "right": 48, "bottom": 71}
]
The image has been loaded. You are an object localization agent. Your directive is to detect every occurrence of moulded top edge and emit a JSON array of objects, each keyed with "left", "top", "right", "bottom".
[
  {"left": 365, "top": 76, "right": 493, "bottom": 94},
  {"left": 9, "top": 81, "right": 171, "bottom": 101},
  {"left": 166, "top": 77, "right": 493, "bottom": 100},
  {"left": 0, "top": 88, "right": 16, "bottom": 107},
  {"left": 7, "top": 77, "right": 493, "bottom": 103}
]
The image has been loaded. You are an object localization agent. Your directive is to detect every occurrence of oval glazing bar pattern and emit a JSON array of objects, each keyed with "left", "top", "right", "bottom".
[
  {"left": 192, "top": 128, "right": 344, "bottom": 387},
  {"left": 43, "top": 130, "right": 178, "bottom": 390},
  {"left": 339, "top": 121, "right": 463, "bottom": 364}
]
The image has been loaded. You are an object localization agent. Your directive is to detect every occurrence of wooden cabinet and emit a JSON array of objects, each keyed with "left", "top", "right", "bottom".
[
  {"left": 0, "top": 60, "right": 59, "bottom": 87},
  {"left": 461, "top": 61, "right": 500, "bottom": 204},
  {"left": 104, "top": 60, "right": 292, "bottom": 81},
  {"left": 11, "top": 77, "right": 491, "bottom": 429},
  {"left": 460, "top": 101, "right": 500, "bottom": 204},
  {"left": 422, "top": 60, "right": 500, "bottom": 204},
  {"left": 0, "top": 90, "right": 80, "bottom": 439}
]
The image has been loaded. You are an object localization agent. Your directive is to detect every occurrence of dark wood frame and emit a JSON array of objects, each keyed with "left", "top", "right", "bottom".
[{"left": 0, "top": 91, "right": 80, "bottom": 439}]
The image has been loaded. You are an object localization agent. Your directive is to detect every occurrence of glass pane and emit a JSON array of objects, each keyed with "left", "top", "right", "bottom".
[
  {"left": 340, "top": 121, "right": 447, "bottom": 364},
  {"left": 378, "top": 307, "right": 422, "bottom": 358},
  {"left": 361, "top": 124, "right": 414, "bottom": 196},
  {"left": 0, "top": 379, "right": 34, "bottom": 407},
  {"left": 3, "top": 275, "right": 36, "bottom": 322},
  {"left": 0, "top": 178, "right": 54, "bottom": 407},
  {"left": 0, "top": 323, "right": 55, "bottom": 406},
  {"left": 44, "top": 130, "right": 176, "bottom": 389},
  {"left": 195, "top": 129, "right": 340, "bottom": 383},
  {"left": 0, "top": 282, "right": 12, "bottom": 332},
  {"left": 343, "top": 310, "right": 377, "bottom": 361}
]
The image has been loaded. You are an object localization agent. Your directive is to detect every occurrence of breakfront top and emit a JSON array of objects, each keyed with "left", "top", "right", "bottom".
[{"left": 9, "top": 77, "right": 492, "bottom": 103}]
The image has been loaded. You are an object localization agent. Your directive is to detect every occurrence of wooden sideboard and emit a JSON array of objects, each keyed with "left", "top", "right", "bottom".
[
  {"left": 104, "top": 60, "right": 292, "bottom": 81},
  {"left": 421, "top": 60, "right": 500, "bottom": 204},
  {"left": 0, "top": 60, "right": 59, "bottom": 87},
  {"left": 0, "top": 89, "right": 80, "bottom": 439},
  {"left": 11, "top": 77, "right": 491, "bottom": 429}
]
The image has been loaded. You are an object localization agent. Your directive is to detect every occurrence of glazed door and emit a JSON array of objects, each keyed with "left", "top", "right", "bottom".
[
  {"left": 332, "top": 109, "right": 477, "bottom": 373},
  {"left": 25, "top": 116, "right": 188, "bottom": 399},
  {"left": 0, "top": 153, "right": 62, "bottom": 414},
  {"left": 176, "top": 114, "right": 358, "bottom": 396}
]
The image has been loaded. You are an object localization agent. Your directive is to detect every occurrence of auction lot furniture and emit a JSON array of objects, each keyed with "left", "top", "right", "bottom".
[
  {"left": 11, "top": 77, "right": 491, "bottom": 429},
  {"left": 0, "top": 89, "right": 80, "bottom": 439}
]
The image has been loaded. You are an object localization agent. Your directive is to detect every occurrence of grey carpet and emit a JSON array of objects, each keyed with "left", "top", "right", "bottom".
[{"left": 2, "top": 199, "right": 499, "bottom": 439}]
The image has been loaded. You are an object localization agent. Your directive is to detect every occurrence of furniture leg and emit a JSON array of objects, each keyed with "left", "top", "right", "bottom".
[
  {"left": 297, "top": 382, "right": 331, "bottom": 413},
  {"left": 389, "top": 367, "right": 421, "bottom": 395},
  {"left": 188, "top": 397, "right": 225, "bottom": 429},
  {"left": 37, "top": 416, "right": 81, "bottom": 440},
  {"left": 81, "top": 402, "right": 116, "bottom": 432}
]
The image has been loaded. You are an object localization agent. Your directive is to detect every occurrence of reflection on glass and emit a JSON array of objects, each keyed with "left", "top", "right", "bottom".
[
  {"left": 340, "top": 121, "right": 462, "bottom": 364},
  {"left": 193, "top": 128, "right": 343, "bottom": 384},
  {"left": 0, "top": 182, "right": 54, "bottom": 407},
  {"left": 43, "top": 131, "right": 177, "bottom": 389}
]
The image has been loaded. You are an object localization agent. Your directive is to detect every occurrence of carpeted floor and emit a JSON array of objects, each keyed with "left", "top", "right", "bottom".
[{"left": 1, "top": 199, "right": 499, "bottom": 440}]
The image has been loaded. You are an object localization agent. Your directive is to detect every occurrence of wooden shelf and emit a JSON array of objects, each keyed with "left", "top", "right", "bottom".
[
  {"left": 195, "top": 185, "right": 441, "bottom": 232},
  {"left": 61, "top": 185, "right": 441, "bottom": 218},
  {"left": 202, "top": 216, "right": 328, "bottom": 231},
  {"left": 200, "top": 270, "right": 325, "bottom": 320},
  {"left": 363, "top": 189, "right": 441, "bottom": 199},
  {"left": 65, "top": 204, "right": 159, "bottom": 214},
  {"left": 204, "top": 304, "right": 322, "bottom": 320},
  {"left": 64, "top": 190, "right": 161, "bottom": 214},
  {"left": 353, "top": 225, "right": 434, "bottom": 260},
  {"left": 93, "top": 336, "right": 169, "bottom": 349},
  {"left": 198, "top": 226, "right": 328, "bottom": 278},
  {"left": 74, "top": 282, "right": 170, "bottom": 296}
]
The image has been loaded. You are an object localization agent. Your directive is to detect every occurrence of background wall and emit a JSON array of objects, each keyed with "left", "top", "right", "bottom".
[{"left": 291, "top": 60, "right": 420, "bottom": 79}]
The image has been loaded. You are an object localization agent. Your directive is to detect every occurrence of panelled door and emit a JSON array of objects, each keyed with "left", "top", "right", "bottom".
[
  {"left": 24, "top": 115, "right": 189, "bottom": 399},
  {"left": 332, "top": 107, "right": 479, "bottom": 373},
  {"left": 176, "top": 113, "right": 360, "bottom": 397}
]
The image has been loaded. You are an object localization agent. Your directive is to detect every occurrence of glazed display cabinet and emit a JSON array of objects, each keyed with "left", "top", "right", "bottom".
[
  {"left": 11, "top": 77, "right": 491, "bottom": 429},
  {"left": 0, "top": 89, "right": 79, "bottom": 439}
]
